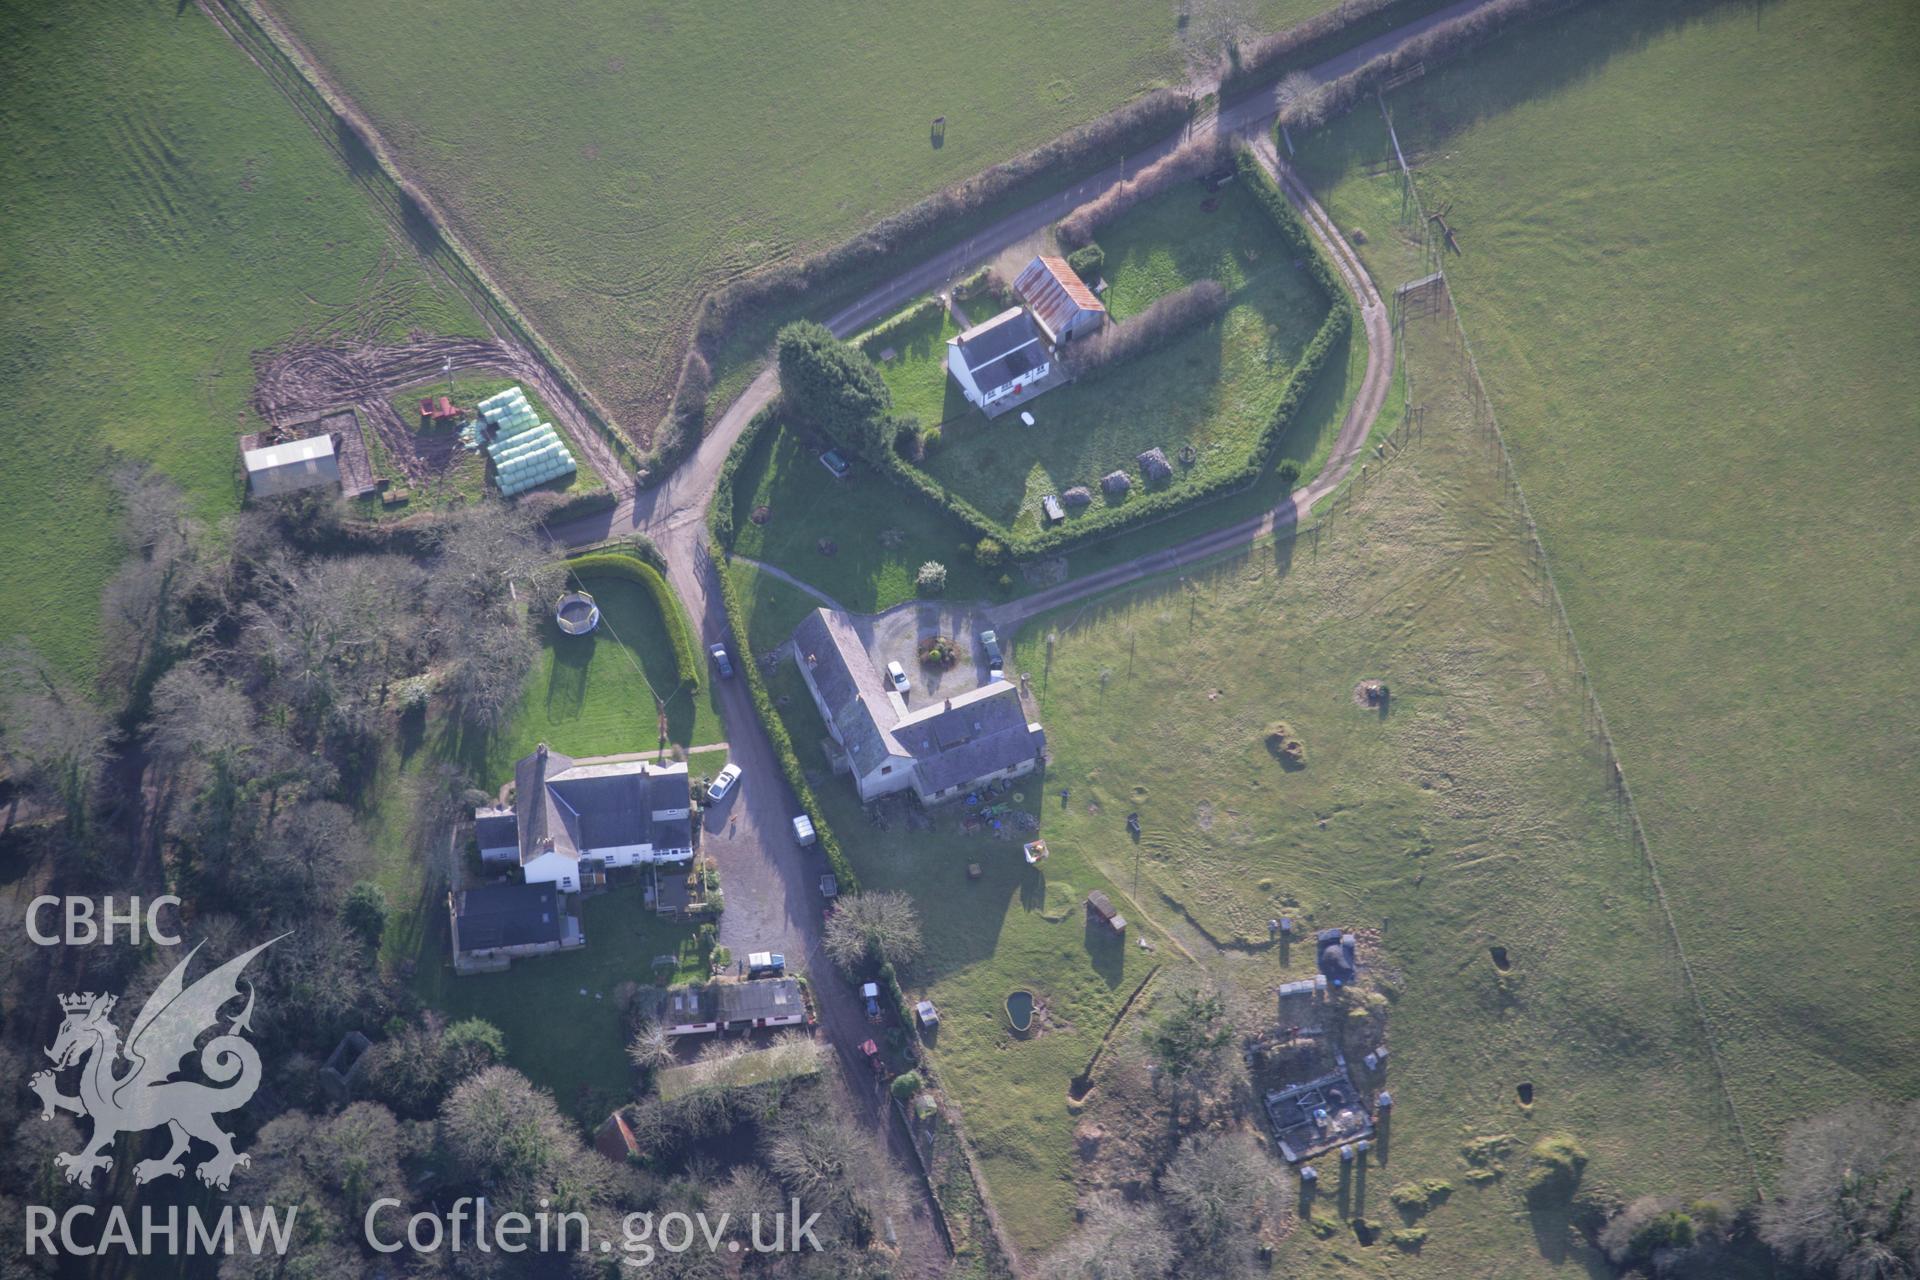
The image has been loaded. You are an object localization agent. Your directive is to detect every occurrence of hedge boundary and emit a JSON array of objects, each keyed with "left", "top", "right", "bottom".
[
  {"left": 562, "top": 552, "right": 701, "bottom": 693},
  {"left": 208, "top": 0, "right": 638, "bottom": 474},
  {"left": 840, "top": 149, "right": 1350, "bottom": 560},
  {"left": 708, "top": 533, "right": 861, "bottom": 897},
  {"left": 640, "top": 91, "right": 1195, "bottom": 483}
]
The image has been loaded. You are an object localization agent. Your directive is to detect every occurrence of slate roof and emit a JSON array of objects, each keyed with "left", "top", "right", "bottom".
[
  {"left": 793, "top": 607, "right": 1043, "bottom": 796},
  {"left": 950, "top": 307, "right": 1045, "bottom": 391},
  {"left": 793, "top": 610, "right": 902, "bottom": 777},
  {"left": 454, "top": 883, "right": 565, "bottom": 951},
  {"left": 508, "top": 748, "right": 690, "bottom": 863},
  {"left": 1014, "top": 256, "right": 1105, "bottom": 342},
  {"left": 895, "top": 686, "right": 1043, "bottom": 795},
  {"left": 475, "top": 810, "right": 520, "bottom": 852}
]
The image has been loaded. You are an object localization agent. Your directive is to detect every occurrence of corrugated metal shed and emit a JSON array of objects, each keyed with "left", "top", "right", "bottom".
[
  {"left": 242, "top": 433, "right": 341, "bottom": 499},
  {"left": 1014, "top": 256, "right": 1106, "bottom": 344}
]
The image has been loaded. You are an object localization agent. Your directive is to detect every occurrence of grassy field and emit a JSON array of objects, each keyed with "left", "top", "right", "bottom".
[
  {"left": 0, "top": 0, "right": 483, "bottom": 683},
  {"left": 412, "top": 884, "right": 707, "bottom": 1121},
  {"left": 264, "top": 0, "right": 1352, "bottom": 436},
  {"left": 871, "top": 181, "right": 1331, "bottom": 535},
  {"left": 1293, "top": 0, "right": 1920, "bottom": 1167},
  {"left": 1012, "top": 305, "right": 1749, "bottom": 1272}
]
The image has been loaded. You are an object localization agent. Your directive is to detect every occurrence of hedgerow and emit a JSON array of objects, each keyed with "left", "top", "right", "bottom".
[
  {"left": 1062, "top": 279, "right": 1228, "bottom": 383},
  {"left": 790, "top": 150, "right": 1349, "bottom": 559},
  {"left": 708, "top": 534, "right": 861, "bottom": 896},
  {"left": 562, "top": 551, "right": 701, "bottom": 692},
  {"left": 1056, "top": 133, "right": 1237, "bottom": 250}
]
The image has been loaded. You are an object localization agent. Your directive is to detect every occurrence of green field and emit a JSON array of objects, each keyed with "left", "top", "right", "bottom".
[
  {"left": 1017, "top": 306, "right": 1747, "bottom": 1270},
  {"left": 0, "top": 0, "right": 483, "bottom": 683},
  {"left": 1294, "top": 0, "right": 1920, "bottom": 1167},
  {"left": 264, "top": 0, "right": 1350, "bottom": 435},
  {"left": 872, "top": 180, "right": 1331, "bottom": 536}
]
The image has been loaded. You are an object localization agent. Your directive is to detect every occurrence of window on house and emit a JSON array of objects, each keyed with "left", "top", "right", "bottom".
[{"left": 880, "top": 765, "right": 893, "bottom": 775}]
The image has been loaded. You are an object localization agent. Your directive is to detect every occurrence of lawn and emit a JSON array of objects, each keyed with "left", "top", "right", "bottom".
[
  {"left": 363, "top": 574, "right": 726, "bottom": 976},
  {"left": 1293, "top": 0, "right": 1920, "bottom": 1166},
  {"left": 412, "top": 883, "right": 707, "bottom": 1121},
  {"left": 1013, "top": 304, "right": 1748, "bottom": 1272},
  {"left": 762, "top": 659, "right": 1157, "bottom": 1254},
  {"left": 0, "top": 0, "right": 483, "bottom": 683},
  {"left": 720, "top": 559, "right": 833, "bottom": 659},
  {"left": 884, "top": 180, "right": 1333, "bottom": 535},
  {"left": 263, "top": 0, "right": 1353, "bottom": 435},
  {"left": 725, "top": 420, "right": 1006, "bottom": 611}
]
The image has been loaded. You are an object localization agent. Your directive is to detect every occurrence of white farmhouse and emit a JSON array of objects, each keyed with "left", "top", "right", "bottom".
[
  {"left": 946, "top": 307, "right": 1050, "bottom": 410},
  {"left": 792, "top": 608, "right": 1045, "bottom": 805},
  {"left": 475, "top": 746, "right": 693, "bottom": 893}
]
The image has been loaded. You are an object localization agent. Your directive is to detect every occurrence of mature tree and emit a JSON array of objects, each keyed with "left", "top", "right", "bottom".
[
  {"left": 441, "top": 1066, "right": 614, "bottom": 1213},
  {"left": 250, "top": 799, "right": 370, "bottom": 916},
  {"left": 441, "top": 1018, "right": 507, "bottom": 1082},
  {"left": 365, "top": 1017, "right": 454, "bottom": 1117},
  {"left": 710, "top": 1164, "right": 788, "bottom": 1244},
  {"left": 255, "top": 919, "right": 377, "bottom": 1045},
  {"left": 340, "top": 881, "right": 389, "bottom": 947},
  {"left": 1161, "top": 1131, "right": 1274, "bottom": 1275},
  {"left": 221, "top": 1103, "right": 405, "bottom": 1280},
  {"left": 765, "top": 1087, "right": 907, "bottom": 1247},
  {"left": 435, "top": 618, "right": 538, "bottom": 733},
  {"left": 1597, "top": 1195, "right": 1728, "bottom": 1277},
  {"left": 1038, "top": 1191, "right": 1179, "bottom": 1280},
  {"left": 628, "top": 1021, "right": 677, "bottom": 1072},
  {"left": 425, "top": 500, "right": 556, "bottom": 619},
  {"left": 1147, "top": 988, "right": 1233, "bottom": 1087},
  {"left": 97, "top": 463, "right": 208, "bottom": 701},
  {"left": 0, "top": 642, "right": 110, "bottom": 842},
  {"left": 1760, "top": 1100, "right": 1920, "bottom": 1280},
  {"left": 241, "top": 551, "right": 426, "bottom": 753},
  {"left": 776, "top": 321, "right": 894, "bottom": 459},
  {"left": 822, "top": 890, "right": 924, "bottom": 974}
]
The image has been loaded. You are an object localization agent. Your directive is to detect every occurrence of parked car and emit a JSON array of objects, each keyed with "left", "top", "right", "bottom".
[
  {"left": 747, "top": 951, "right": 786, "bottom": 979},
  {"left": 861, "top": 982, "right": 883, "bottom": 1020},
  {"left": 792, "top": 813, "right": 816, "bottom": 846},
  {"left": 707, "top": 763, "right": 742, "bottom": 801},
  {"left": 980, "top": 629, "right": 1004, "bottom": 678},
  {"left": 819, "top": 449, "right": 852, "bottom": 480},
  {"left": 708, "top": 643, "right": 734, "bottom": 678},
  {"left": 886, "top": 660, "right": 910, "bottom": 694}
]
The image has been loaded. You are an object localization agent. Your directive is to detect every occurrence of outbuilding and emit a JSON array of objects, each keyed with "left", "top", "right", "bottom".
[
  {"left": 242, "top": 433, "right": 341, "bottom": 500},
  {"left": 1013, "top": 255, "right": 1107, "bottom": 346}
]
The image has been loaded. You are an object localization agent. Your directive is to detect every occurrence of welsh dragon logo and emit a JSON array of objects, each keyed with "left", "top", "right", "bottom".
[{"left": 30, "top": 937, "right": 282, "bottom": 1190}]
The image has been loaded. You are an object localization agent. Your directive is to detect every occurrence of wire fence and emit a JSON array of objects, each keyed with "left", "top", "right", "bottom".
[
  {"left": 1377, "top": 95, "right": 1760, "bottom": 1190},
  {"left": 201, "top": 0, "right": 637, "bottom": 472}
]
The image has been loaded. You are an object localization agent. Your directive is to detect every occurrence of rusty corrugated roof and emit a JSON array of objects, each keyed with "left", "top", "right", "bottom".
[{"left": 1014, "top": 256, "right": 1105, "bottom": 342}]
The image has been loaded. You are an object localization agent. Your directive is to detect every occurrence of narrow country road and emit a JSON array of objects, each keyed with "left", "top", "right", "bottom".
[{"left": 535, "top": 7, "right": 1485, "bottom": 1275}]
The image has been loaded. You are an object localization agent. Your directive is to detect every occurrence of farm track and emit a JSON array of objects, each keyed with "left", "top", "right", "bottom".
[{"left": 205, "top": 0, "right": 1500, "bottom": 1270}]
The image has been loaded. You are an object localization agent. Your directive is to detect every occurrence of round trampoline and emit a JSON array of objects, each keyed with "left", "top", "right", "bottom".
[{"left": 555, "top": 590, "right": 601, "bottom": 636}]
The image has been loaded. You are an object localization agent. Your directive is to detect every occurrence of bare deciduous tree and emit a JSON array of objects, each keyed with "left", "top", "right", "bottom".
[
  {"left": 822, "top": 890, "right": 924, "bottom": 974},
  {"left": 1039, "top": 1191, "right": 1179, "bottom": 1280},
  {"left": 1161, "top": 1131, "right": 1278, "bottom": 1273},
  {"left": 0, "top": 642, "right": 110, "bottom": 841},
  {"left": 1759, "top": 1100, "right": 1920, "bottom": 1280}
]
